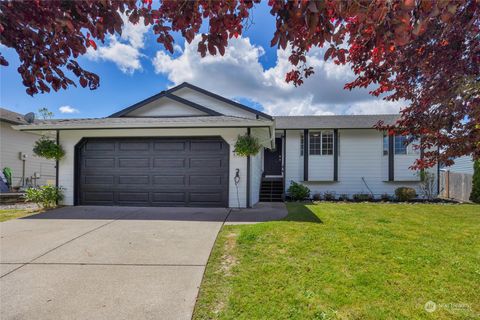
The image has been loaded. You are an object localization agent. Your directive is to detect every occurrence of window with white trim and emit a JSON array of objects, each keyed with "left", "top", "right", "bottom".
[
  {"left": 383, "top": 134, "right": 389, "bottom": 156},
  {"left": 308, "top": 131, "right": 333, "bottom": 156},
  {"left": 322, "top": 131, "right": 334, "bottom": 155},
  {"left": 394, "top": 135, "right": 420, "bottom": 155},
  {"left": 300, "top": 134, "right": 304, "bottom": 156}
]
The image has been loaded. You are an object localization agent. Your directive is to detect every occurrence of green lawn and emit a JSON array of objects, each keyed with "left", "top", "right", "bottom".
[
  {"left": 0, "top": 208, "right": 41, "bottom": 222},
  {"left": 193, "top": 203, "right": 480, "bottom": 320}
]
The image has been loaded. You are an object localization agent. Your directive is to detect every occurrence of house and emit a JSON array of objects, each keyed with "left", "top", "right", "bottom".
[
  {"left": 444, "top": 155, "right": 474, "bottom": 175},
  {"left": 13, "top": 83, "right": 438, "bottom": 207},
  {"left": 0, "top": 108, "right": 56, "bottom": 189}
]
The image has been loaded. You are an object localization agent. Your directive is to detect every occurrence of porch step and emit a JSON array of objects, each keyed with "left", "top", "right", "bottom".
[{"left": 259, "top": 178, "right": 284, "bottom": 202}]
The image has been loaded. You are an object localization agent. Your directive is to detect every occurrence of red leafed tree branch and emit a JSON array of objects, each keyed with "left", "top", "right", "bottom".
[{"left": 1, "top": 0, "right": 478, "bottom": 168}]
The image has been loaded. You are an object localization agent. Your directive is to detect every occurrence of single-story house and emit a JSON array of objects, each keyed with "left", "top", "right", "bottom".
[
  {"left": 0, "top": 108, "right": 56, "bottom": 189},
  {"left": 443, "top": 155, "right": 474, "bottom": 175},
  {"left": 13, "top": 83, "right": 438, "bottom": 208}
]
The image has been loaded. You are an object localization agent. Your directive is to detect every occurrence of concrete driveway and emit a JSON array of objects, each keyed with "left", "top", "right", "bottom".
[{"left": 0, "top": 206, "right": 230, "bottom": 320}]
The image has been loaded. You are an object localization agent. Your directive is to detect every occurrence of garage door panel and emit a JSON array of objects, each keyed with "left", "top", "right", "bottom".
[
  {"left": 83, "top": 192, "right": 114, "bottom": 202},
  {"left": 118, "top": 158, "right": 150, "bottom": 168},
  {"left": 118, "top": 176, "right": 150, "bottom": 185},
  {"left": 84, "top": 176, "right": 115, "bottom": 185},
  {"left": 153, "top": 158, "right": 186, "bottom": 168},
  {"left": 78, "top": 137, "right": 229, "bottom": 207},
  {"left": 153, "top": 176, "right": 185, "bottom": 185},
  {"left": 85, "top": 141, "right": 115, "bottom": 151},
  {"left": 152, "top": 192, "right": 186, "bottom": 203},
  {"left": 153, "top": 141, "right": 187, "bottom": 151},
  {"left": 190, "top": 141, "right": 224, "bottom": 151},
  {"left": 190, "top": 158, "right": 223, "bottom": 168},
  {"left": 85, "top": 158, "right": 115, "bottom": 168},
  {"left": 117, "top": 192, "right": 149, "bottom": 203},
  {"left": 118, "top": 141, "right": 150, "bottom": 151},
  {"left": 189, "top": 176, "right": 223, "bottom": 186}
]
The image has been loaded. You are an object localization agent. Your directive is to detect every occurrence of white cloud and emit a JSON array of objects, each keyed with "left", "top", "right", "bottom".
[
  {"left": 152, "top": 35, "right": 402, "bottom": 115},
  {"left": 86, "top": 14, "right": 149, "bottom": 74},
  {"left": 59, "top": 105, "right": 79, "bottom": 114}
]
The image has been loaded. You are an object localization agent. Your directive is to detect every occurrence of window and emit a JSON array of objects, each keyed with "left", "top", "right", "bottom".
[
  {"left": 300, "top": 134, "right": 304, "bottom": 156},
  {"left": 322, "top": 131, "right": 333, "bottom": 155},
  {"left": 383, "top": 134, "right": 389, "bottom": 156},
  {"left": 394, "top": 136, "right": 420, "bottom": 155},
  {"left": 308, "top": 131, "right": 333, "bottom": 156},
  {"left": 309, "top": 132, "right": 322, "bottom": 155}
]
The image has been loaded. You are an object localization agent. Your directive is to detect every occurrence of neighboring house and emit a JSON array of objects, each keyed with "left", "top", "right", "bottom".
[
  {"left": 444, "top": 155, "right": 474, "bottom": 174},
  {"left": 0, "top": 108, "right": 56, "bottom": 188},
  {"left": 13, "top": 83, "right": 438, "bottom": 208}
]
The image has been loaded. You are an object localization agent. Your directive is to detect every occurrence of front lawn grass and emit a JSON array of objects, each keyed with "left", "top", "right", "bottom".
[
  {"left": 193, "top": 203, "right": 480, "bottom": 319},
  {"left": 0, "top": 208, "right": 40, "bottom": 222}
]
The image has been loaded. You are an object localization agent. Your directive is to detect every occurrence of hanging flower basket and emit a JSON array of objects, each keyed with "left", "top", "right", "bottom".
[
  {"left": 33, "top": 136, "right": 65, "bottom": 160},
  {"left": 234, "top": 134, "right": 261, "bottom": 157}
]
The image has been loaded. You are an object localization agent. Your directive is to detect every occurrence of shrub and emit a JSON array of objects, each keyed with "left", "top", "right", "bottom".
[
  {"left": 418, "top": 171, "right": 436, "bottom": 200},
  {"left": 323, "top": 191, "right": 336, "bottom": 201},
  {"left": 395, "top": 187, "right": 417, "bottom": 202},
  {"left": 380, "top": 193, "right": 391, "bottom": 202},
  {"left": 2, "top": 167, "right": 12, "bottom": 188},
  {"left": 287, "top": 181, "right": 310, "bottom": 201},
  {"left": 25, "top": 185, "right": 64, "bottom": 208},
  {"left": 33, "top": 136, "right": 65, "bottom": 160},
  {"left": 353, "top": 193, "right": 373, "bottom": 202},
  {"left": 312, "top": 193, "right": 322, "bottom": 201},
  {"left": 234, "top": 134, "right": 261, "bottom": 157},
  {"left": 338, "top": 194, "right": 349, "bottom": 201},
  {"left": 470, "top": 160, "right": 480, "bottom": 203}
]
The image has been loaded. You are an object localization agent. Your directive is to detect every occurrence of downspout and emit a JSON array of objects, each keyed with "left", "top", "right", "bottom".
[
  {"left": 247, "top": 127, "right": 251, "bottom": 208},
  {"left": 388, "top": 135, "right": 394, "bottom": 181},
  {"left": 55, "top": 130, "right": 59, "bottom": 190},
  {"left": 283, "top": 129, "right": 286, "bottom": 198},
  {"left": 303, "top": 129, "right": 309, "bottom": 181}
]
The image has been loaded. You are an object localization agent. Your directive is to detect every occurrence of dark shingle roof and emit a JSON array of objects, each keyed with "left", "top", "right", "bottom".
[
  {"left": 13, "top": 116, "right": 273, "bottom": 130},
  {"left": 275, "top": 114, "right": 400, "bottom": 129},
  {"left": 0, "top": 108, "right": 29, "bottom": 124}
]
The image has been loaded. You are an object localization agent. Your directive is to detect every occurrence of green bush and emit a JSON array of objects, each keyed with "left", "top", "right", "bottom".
[
  {"left": 352, "top": 193, "right": 374, "bottom": 202},
  {"left": 323, "top": 191, "right": 336, "bottom": 201},
  {"left": 25, "top": 185, "right": 64, "bottom": 208},
  {"left": 338, "top": 194, "right": 349, "bottom": 201},
  {"left": 287, "top": 181, "right": 310, "bottom": 201},
  {"left": 395, "top": 187, "right": 417, "bottom": 201},
  {"left": 33, "top": 136, "right": 65, "bottom": 160},
  {"left": 234, "top": 134, "right": 261, "bottom": 157},
  {"left": 470, "top": 160, "right": 480, "bottom": 203},
  {"left": 380, "top": 193, "right": 391, "bottom": 202}
]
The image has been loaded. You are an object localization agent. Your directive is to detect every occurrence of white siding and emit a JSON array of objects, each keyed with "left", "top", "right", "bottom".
[
  {"left": 284, "top": 129, "right": 437, "bottom": 197},
  {"left": 395, "top": 155, "right": 421, "bottom": 181},
  {"left": 309, "top": 156, "right": 334, "bottom": 181},
  {"left": 446, "top": 156, "right": 474, "bottom": 174},
  {"left": 125, "top": 98, "right": 207, "bottom": 117},
  {"left": 0, "top": 122, "right": 56, "bottom": 187},
  {"left": 284, "top": 130, "right": 303, "bottom": 188},
  {"left": 175, "top": 87, "right": 258, "bottom": 119},
  {"left": 250, "top": 150, "right": 262, "bottom": 206},
  {"left": 58, "top": 128, "right": 248, "bottom": 207}
]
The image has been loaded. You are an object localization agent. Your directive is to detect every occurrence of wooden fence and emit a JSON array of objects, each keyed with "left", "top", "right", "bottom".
[{"left": 439, "top": 170, "right": 473, "bottom": 202}]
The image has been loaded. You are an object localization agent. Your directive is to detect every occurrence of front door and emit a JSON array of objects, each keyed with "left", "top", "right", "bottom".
[{"left": 264, "top": 138, "right": 282, "bottom": 176}]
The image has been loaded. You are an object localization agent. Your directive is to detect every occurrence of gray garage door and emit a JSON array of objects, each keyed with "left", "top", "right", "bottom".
[{"left": 76, "top": 137, "right": 229, "bottom": 207}]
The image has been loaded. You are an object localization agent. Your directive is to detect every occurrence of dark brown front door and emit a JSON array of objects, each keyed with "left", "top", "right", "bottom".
[
  {"left": 264, "top": 138, "right": 282, "bottom": 175},
  {"left": 76, "top": 137, "right": 229, "bottom": 207}
]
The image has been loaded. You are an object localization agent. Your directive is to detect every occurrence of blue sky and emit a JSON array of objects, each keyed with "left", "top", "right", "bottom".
[{"left": 0, "top": 3, "right": 401, "bottom": 119}]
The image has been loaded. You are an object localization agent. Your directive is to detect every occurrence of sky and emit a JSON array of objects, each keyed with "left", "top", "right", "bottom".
[{"left": 0, "top": 2, "right": 403, "bottom": 119}]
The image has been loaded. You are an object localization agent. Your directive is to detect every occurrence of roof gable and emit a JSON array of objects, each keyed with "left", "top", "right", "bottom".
[{"left": 109, "top": 82, "right": 272, "bottom": 120}]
